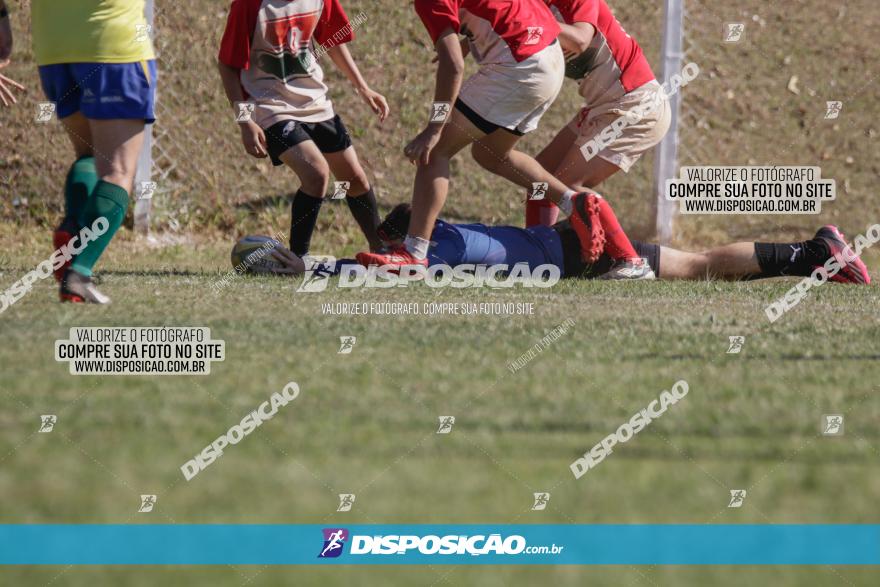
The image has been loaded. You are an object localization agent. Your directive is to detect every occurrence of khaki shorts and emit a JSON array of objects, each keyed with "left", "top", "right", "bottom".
[
  {"left": 458, "top": 42, "right": 565, "bottom": 135},
  {"left": 568, "top": 80, "right": 671, "bottom": 172}
]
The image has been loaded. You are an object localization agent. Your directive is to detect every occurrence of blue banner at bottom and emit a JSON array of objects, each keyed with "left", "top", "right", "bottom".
[{"left": 1, "top": 524, "right": 878, "bottom": 565}]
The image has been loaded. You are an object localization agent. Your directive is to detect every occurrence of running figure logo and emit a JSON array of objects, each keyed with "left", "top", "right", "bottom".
[
  {"left": 338, "top": 336, "right": 356, "bottom": 354},
  {"left": 531, "top": 492, "right": 550, "bottom": 511},
  {"left": 235, "top": 101, "right": 256, "bottom": 122},
  {"left": 723, "top": 23, "right": 745, "bottom": 43},
  {"left": 35, "top": 102, "right": 56, "bottom": 123},
  {"left": 297, "top": 257, "right": 337, "bottom": 293},
  {"left": 337, "top": 494, "right": 356, "bottom": 512},
  {"left": 523, "top": 26, "right": 544, "bottom": 46},
  {"left": 529, "top": 182, "right": 548, "bottom": 201},
  {"left": 38, "top": 415, "right": 57, "bottom": 433},
  {"left": 138, "top": 494, "right": 157, "bottom": 513},
  {"left": 824, "top": 101, "right": 843, "bottom": 120},
  {"left": 430, "top": 102, "right": 451, "bottom": 123},
  {"left": 822, "top": 414, "right": 844, "bottom": 436},
  {"left": 331, "top": 181, "right": 350, "bottom": 200},
  {"left": 727, "top": 336, "right": 745, "bottom": 354},
  {"left": 137, "top": 181, "right": 158, "bottom": 201},
  {"left": 727, "top": 489, "right": 746, "bottom": 508},
  {"left": 318, "top": 528, "right": 349, "bottom": 558},
  {"left": 436, "top": 416, "right": 455, "bottom": 434},
  {"left": 134, "top": 23, "right": 153, "bottom": 43}
]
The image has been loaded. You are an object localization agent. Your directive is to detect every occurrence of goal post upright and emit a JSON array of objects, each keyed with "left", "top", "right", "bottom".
[
  {"left": 133, "top": 0, "right": 155, "bottom": 235},
  {"left": 653, "top": 0, "right": 684, "bottom": 245}
]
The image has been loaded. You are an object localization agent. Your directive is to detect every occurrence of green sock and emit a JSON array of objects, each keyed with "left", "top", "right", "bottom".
[
  {"left": 63, "top": 156, "right": 98, "bottom": 228},
  {"left": 71, "top": 180, "right": 130, "bottom": 277}
]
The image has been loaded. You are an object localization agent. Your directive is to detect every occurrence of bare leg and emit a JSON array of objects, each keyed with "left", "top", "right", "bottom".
[
  {"left": 557, "top": 148, "right": 621, "bottom": 190},
  {"left": 323, "top": 146, "right": 370, "bottom": 196},
  {"left": 408, "top": 109, "right": 483, "bottom": 241},
  {"left": 280, "top": 141, "right": 331, "bottom": 255},
  {"left": 702, "top": 242, "right": 761, "bottom": 278},
  {"left": 472, "top": 128, "right": 572, "bottom": 205},
  {"left": 279, "top": 140, "right": 331, "bottom": 197},
  {"left": 323, "top": 147, "right": 382, "bottom": 250},
  {"left": 658, "top": 242, "right": 760, "bottom": 280},
  {"left": 527, "top": 126, "right": 621, "bottom": 226},
  {"left": 59, "top": 112, "right": 93, "bottom": 158},
  {"left": 88, "top": 118, "right": 145, "bottom": 192}
]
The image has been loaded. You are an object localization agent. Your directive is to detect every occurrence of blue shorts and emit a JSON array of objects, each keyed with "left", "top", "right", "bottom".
[
  {"left": 428, "top": 221, "right": 565, "bottom": 271},
  {"left": 38, "top": 61, "right": 157, "bottom": 122}
]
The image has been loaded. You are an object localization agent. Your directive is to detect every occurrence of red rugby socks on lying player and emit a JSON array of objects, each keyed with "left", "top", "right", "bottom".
[
  {"left": 593, "top": 195, "right": 639, "bottom": 261},
  {"left": 527, "top": 191, "right": 639, "bottom": 261},
  {"left": 525, "top": 197, "right": 561, "bottom": 228}
]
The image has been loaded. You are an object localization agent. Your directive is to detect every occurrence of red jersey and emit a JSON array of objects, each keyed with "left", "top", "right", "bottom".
[
  {"left": 414, "top": 0, "right": 561, "bottom": 65},
  {"left": 218, "top": 0, "right": 354, "bottom": 125},
  {"left": 547, "top": 0, "right": 654, "bottom": 103}
]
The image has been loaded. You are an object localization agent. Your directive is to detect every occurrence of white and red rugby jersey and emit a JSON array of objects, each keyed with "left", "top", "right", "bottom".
[
  {"left": 414, "top": 0, "right": 561, "bottom": 65},
  {"left": 547, "top": 0, "right": 655, "bottom": 104},
  {"left": 219, "top": 0, "right": 354, "bottom": 125}
]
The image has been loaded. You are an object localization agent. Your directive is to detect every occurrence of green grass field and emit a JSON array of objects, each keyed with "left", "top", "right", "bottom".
[{"left": 1, "top": 231, "right": 878, "bottom": 585}]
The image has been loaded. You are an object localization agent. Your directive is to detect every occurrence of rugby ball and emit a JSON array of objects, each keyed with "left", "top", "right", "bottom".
[{"left": 230, "top": 235, "right": 284, "bottom": 274}]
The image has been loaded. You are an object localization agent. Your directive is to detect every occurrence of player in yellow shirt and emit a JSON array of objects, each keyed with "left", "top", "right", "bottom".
[{"left": 10, "top": 1, "right": 157, "bottom": 303}]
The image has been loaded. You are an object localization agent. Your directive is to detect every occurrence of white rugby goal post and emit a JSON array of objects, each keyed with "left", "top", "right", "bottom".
[
  {"left": 133, "top": 0, "right": 154, "bottom": 235},
  {"left": 652, "top": 0, "right": 684, "bottom": 245}
]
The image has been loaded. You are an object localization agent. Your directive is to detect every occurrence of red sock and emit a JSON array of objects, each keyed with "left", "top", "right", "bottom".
[
  {"left": 595, "top": 196, "right": 638, "bottom": 260},
  {"left": 525, "top": 198, "right": 560, "bottom": 227}
]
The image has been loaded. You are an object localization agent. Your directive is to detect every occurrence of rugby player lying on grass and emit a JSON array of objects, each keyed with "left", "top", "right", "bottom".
[{"left": 268, "top": 193, "right": 870, "bottom": 284}]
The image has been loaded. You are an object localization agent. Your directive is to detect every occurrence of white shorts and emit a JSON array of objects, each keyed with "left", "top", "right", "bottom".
[
  {"left": 457, "top": 42, "right": 565, "bottom": 135},
  {"left": 568, "top": 80, "right": 672, "bottom": 172}
]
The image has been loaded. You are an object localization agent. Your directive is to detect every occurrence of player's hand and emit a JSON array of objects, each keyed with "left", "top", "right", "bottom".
[
  {"left": 239, "top": 120, "right": 267, "bottom": 158},
  {"left": 268, "top": 244, "right": 306, "bottom": 275},
  {"left": 404, "top": 125, "right": 442, "bottom": 166},
  {"left": 0, "top": 17, "right": 23, "bottom": 107},
  {"left": 358, "top": 87, "right": 389, "bottom": 122},
  {"left": 0, "top": 72, "right": 24, "bottom": 107}
]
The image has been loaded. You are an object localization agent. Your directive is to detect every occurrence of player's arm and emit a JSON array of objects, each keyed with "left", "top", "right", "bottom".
[
  {"left": 431, "top": 28, "right": 465, "bottom": 109},
  {"left": 0, "top": 0, "right": 26, "bottom": 107},
  {"left": 403, "top": 29, "right": 464, "bottom": 165},
  {"left": 432, "top": 37, "right": 469, "bottom": 63},
  {"left": 217, "top": 0, "right": 266, "bottom": 158},
  {"left": 558, "top": 21, "right": 594, "bottom": 59},
  {"left": 326, "top": 44, "right": 389, "bottom": 122},
  {"left": 216, "top": 61, "right": 266, "bottom": 158}
]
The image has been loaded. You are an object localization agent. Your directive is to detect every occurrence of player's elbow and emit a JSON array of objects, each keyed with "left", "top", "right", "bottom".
[
  {"left": 572, "top": 37, "right": 591, "bottom": 54},
  {"left": 439, "top": 53, "right": 465, "bottom": 76},
  {"left": 568, "top": 24, "right": 595, "bottom": 54}
]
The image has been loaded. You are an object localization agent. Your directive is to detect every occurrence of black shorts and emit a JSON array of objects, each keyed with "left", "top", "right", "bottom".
[
  {"left": 554, "top": 221, "right": 661, "bottom": 279},
  {"left": 454, "top": 98, "right": 525, "bottom": 137},
  {"left": 263, "top": 115, "right": 353, "bottom": 166}
]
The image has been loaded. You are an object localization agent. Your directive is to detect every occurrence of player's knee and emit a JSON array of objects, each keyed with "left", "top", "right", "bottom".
[
  {"left": 342, "top": 170, "right": 370, "bottom": 195},
  {"left": 471, "top": 144, "right": 506, "bottom": 173},
  {"left": 298, "top": 163, "right": 330, "bottom": 197},
  {"left": 100, "top": 169, "right": 137, "bottom": 194}
]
